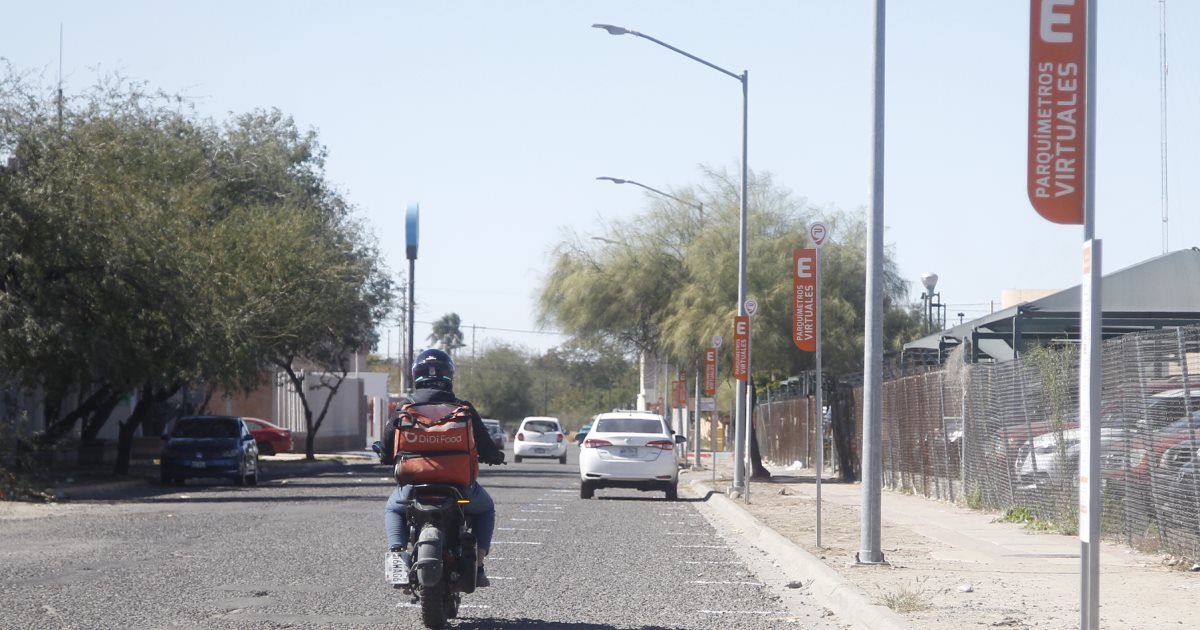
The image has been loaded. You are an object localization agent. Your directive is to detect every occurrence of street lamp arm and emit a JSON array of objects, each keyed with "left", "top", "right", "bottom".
[
  {"left": 591, "top": 24, "right": 744, "bottom": 83},
  {"left": 596, "top": 176, "right": 702, "bottom": 213}
]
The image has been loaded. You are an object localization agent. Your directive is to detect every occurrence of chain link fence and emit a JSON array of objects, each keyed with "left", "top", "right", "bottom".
[{"left": 755, "top": 324, "right": 1200, "bottom": 561}]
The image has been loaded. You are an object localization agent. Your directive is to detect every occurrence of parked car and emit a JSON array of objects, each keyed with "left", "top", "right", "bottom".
[
  {"left": 160, "top": 415, "right": 259, "bottom": 486},
  {"left": 579, "top": 410, "right": 685, "bottom": 500},
  {"left": 482, "top": 418, "right": 507, "bottom": 450},
  {"left": 1013, "top": 427, "right": 1124, "bottom": 485},
  {"left": 573, "top": 423, "right": 591, "bottom": 446},
  {"left": 513, "top": 416, "right": 567, "bottom": 464},
  {"left": 240, "top": 417, "right": 293, "bottom": 456}
]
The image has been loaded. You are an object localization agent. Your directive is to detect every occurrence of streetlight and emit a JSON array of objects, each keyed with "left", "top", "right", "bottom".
[
  {"left": 593, "top": 23, "right": 752, "bottom": 493},
  {"left": 596, "top": 175, "right": 704, "bottom": 445},
  {"left": 596, "top": 176, "right": 704, "bottom": 217}
]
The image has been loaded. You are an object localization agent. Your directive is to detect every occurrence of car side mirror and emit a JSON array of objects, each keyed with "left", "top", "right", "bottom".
[
  {"left": 674, "top": 434, "right": 687, "bottom": 444},
  {"left": 243, "top": 434, "right": 255, "bottom": 442}
]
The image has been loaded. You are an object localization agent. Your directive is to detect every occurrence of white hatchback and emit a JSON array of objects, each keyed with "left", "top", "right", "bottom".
[
  {"left": 513, "top": 416, "right": 568, "bottom": 464},
  {"left": 578, "top": 411, "right": 684, "bottom": 500}
]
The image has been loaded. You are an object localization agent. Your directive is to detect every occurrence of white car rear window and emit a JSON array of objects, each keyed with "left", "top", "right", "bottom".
[
  {"left": 595, "top": 418, "right": 664, "bottom": 434},
  {"left": 523, "top": 420, "right": 559, "bottom": 433}
]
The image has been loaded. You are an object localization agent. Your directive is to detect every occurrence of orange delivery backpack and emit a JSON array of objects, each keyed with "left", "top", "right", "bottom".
[{"left": 392, "top": 401, "right": 479, "bottom": 487}]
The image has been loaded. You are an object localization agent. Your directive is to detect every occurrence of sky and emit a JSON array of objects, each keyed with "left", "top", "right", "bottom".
[{"left": 5, "top": 1, "right": 1198, "bottom": 359}]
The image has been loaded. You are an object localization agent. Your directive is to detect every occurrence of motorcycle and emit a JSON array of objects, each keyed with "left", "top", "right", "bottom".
[
  {"left": 387, "top": 483, "right": 478, "bottom": 629},
  {"left": 374, "top": 441, "right": 490, "bottom": 630}
]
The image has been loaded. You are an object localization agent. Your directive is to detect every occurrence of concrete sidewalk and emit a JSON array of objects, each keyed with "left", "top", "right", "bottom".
[{"left": 682, "top": 456, "right": 1200, "bottom": 630}]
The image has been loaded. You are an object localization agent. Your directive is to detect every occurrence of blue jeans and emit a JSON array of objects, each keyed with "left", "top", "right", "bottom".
[{"left": 385, "top": 482, "right": 496, "bottom": 554}]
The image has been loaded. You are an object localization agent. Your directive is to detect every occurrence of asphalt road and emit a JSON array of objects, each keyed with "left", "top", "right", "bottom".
[{"left": 0, "top": 447, "right": 846, "bottom": 629}]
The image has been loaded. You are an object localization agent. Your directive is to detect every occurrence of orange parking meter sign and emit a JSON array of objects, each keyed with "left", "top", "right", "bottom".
[
  {"left": 703, "top": 347, "right": 717, "bottom": 396},
  {"left": 674, "top": 377, "right": 688, "bottom": 408},
  {"left": 732, "top": 316, "right": 749, "bottom": 382},
  {"left": 1027, "top": 0, "right": 1086, "bottom": 225},
  {"left": 793, "top": 248, "right": 817, "bottom": 352}
]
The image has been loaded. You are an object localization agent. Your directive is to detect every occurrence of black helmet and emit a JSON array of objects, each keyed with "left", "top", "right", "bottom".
[{"left": 412, "top": 348, "right": 455, "bottom": 390}]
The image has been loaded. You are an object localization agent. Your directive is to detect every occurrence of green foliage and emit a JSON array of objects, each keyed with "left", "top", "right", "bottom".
[
  {"left": 454, "top": 340, "right": 637, "bottom": 429},
  {"left": 875, "top": 579, "right": 932, "bottom": 613},
  {"left": 537, "top": 166, "right": 921, "bottom": 382},
  {"left": 0, "top": 66, "right": 395, "bottom": 457},
  {"left": 428, "top": 313, "right": 466, "bottom": 353}
]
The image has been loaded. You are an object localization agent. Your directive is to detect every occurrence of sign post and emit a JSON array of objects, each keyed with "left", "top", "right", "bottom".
[
  {"left": 710, "top": 336, "right": 722, "bottom": 483},
  {"left": 742, "top": 298, "right": 758, "bottom": 503},
  {"left": 404, "top": 203, "right": 419, "bottom": 393},
  {"left": 801, "top": 221, "right": 829, "bottom": 546},
  {"left": 1028, "top": 2, "right": 1099, "bottom": 627}
]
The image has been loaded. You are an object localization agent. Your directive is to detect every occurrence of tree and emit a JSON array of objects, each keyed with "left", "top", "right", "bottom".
[
  {"left": 0, "top": 68, "right": 395, "bottom": 469},
  {"left": 428, "top": 313, "right": 466, "bottom": 354},
  {"left": 537, "top": 166, "right": 922, "bottom": 477},
  {"left": 454, "top": 344, "right": 533, "bottom": 422}
]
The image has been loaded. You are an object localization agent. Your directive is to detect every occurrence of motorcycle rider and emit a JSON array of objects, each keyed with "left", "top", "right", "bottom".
[{"left": 382, "top": 348, "right": 505, "bottom": 587}]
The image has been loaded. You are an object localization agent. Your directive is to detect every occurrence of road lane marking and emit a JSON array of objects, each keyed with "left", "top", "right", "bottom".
[
  {"left": 666, "top": 532, "right": 705, "bottom": 536},
  {"left": 497, "top": 528, "right": 550, "bottom": 532},
  {"left": 683, "top": 561, "right": 740, "bottom": 564},
  {"left": 491, "top": 541, "right": 543, "bottom": 545},
  {"left": 688, "top": 580, "right": 763, "bottom": 586},
  {"left": 697, "top": 610, "right": 773, "bottom": 615},
  {"left": 672, "top": 545, "right": 730, "bottom": 549},
  {"left": 508, "top": 518, "right": 557, "bottom": 522}
]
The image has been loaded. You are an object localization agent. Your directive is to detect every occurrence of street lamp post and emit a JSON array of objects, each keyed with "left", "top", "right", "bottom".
[
  {"left": 598, "top": 175, "right": 705, "bottom": 463},
  {"left": 594, "top": 24, "right": 751, "bottom": 493}
]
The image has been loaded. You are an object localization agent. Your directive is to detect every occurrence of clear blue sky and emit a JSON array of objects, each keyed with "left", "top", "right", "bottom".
[{"left": 7, "top": 1, "right": 1197, "bottom": 357}]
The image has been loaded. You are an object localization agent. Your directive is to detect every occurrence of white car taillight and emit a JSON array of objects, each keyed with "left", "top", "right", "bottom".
[
  {"left": 583, "top": 438, "right": 612, "bottom": 448},
  {"left": 556, "top": 433, "right": 564, "bottom": 443},
  {"left": 646, "top": 439, "right": 673, "bottom": 451},
  {"left": 517, "top": 432, "right": 524, "bottom": 441}
]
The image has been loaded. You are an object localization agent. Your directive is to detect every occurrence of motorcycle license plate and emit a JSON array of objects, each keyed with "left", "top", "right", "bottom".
[
  {"left": 189, "top": 461, "right": 206, "bottom": 469},
  {"left": 618, "top": 447, "right": 637, "bottom": 458},
  {"left": 384, "top": 552, "right": 408, "bottom": 585}
]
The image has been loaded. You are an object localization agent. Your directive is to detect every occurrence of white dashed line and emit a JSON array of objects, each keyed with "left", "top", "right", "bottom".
[
  {"left": 497, "top": 528, "right": 551, "bottom": 532},
  {"left": 688, "top": 580, "right": 764, "bottom": 587},
  {"left": 491, "top": 541, "right": 544, "bottom": 545},
  {"left": 672, "top": 545, "right": 731, "bottom": 549},
  {"left": 697, "top": 610, "right": 773, "bottom": 615}
]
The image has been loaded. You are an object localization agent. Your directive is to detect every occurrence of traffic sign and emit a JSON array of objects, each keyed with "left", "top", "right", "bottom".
[
  {"left": 793, "top": 248, "right": 817, "bottom": 352},
  {"left": 1027, "top": 0, "right": 1086, "bottom": 225},
  {"left": 703, "top": 347, "right": 717, "bottom": 396},
  {"left": 744, "top": 298, "right": 758, "bottom": 317},
  {"left": 732, "top": 316, "right": 749, "bottom": 382},
  {"left": 809, "top": 222, "right": 829, "bottom": 247},
  {"left": 712, "top": 335, "right": 723, "bottom": 348}
]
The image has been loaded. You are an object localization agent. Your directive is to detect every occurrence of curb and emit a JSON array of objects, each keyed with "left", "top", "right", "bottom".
[{"left": 685, "top": 478, "right": 914, "bottom": 630}]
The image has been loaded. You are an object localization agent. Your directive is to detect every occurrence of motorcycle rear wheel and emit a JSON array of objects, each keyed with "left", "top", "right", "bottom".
[{"left": 420, "top": 582, "right": 448, "bottom": 629}]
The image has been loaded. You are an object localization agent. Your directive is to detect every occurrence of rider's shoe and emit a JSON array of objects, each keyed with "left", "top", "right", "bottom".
[{"left": 476, "top": 565, "right": 491, "bottom": 588}]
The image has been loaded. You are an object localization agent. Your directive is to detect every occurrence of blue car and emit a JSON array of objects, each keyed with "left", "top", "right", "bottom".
[{"left": 160, "top": 416, "right": 260, "bottom": 486}]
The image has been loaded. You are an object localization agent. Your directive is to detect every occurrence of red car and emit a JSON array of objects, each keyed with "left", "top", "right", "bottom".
[{"left": 241, "top": 417, "right": 293, "bottom": 456}]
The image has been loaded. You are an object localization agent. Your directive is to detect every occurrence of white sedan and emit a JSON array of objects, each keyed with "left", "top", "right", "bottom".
[
  {"left": 513, "top": 416, "right": 568, "bottom": 464},
  {"left": 579, "top": 411, "right": 685, "bottom": 500}
]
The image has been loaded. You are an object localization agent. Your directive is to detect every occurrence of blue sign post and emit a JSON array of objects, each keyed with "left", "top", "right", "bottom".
[{"left": 405, "top": 203, "right": 419, "bottom": 391}]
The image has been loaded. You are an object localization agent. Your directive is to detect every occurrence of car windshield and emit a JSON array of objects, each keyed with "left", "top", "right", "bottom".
[
  {"left": 523, "top": 420, "right": 558, "bottom": 433},
  {"left": 595, "top": 418, "right": 664, "bottom": 434},
  {"left": 485, "top": 423, "right": 502, "bottom": 435},
  {"left": 173, "top": 419, "right": 239, "bottom": 438}
]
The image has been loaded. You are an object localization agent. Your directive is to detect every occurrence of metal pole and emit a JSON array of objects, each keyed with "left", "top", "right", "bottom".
[
  {"left": 859, "top": 0, "right": 886, "bottom": 565},
  {"left": 743, "top": 320, "right": 753, "bottom": 504},
  {"left": 694, "top": 368, "right": 702, "bottom": 468},
  {"left": 1080, "top": 1, "right": 1101, "bottom": 627},
  {"left": 815, "top": 246, "right": 825, "bottom": 548},
  {"left": 732, "top": 71, "right": 750, "bottom": 494},
  {"left": 406, "top": 259, "right": 415, "bottom": 392},
  {"left": 712, "top": 361, "right": 718, "bottom": 483}
]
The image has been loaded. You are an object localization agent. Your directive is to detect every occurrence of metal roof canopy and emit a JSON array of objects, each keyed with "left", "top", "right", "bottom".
[{"left": 902, "top": 247, "right": 1200, "bottom": 365}]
